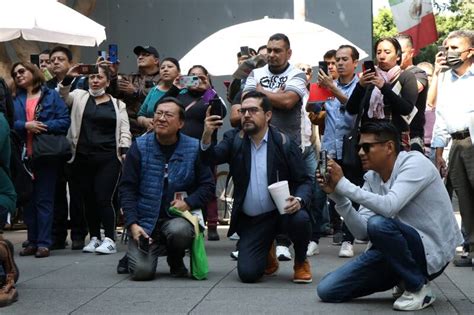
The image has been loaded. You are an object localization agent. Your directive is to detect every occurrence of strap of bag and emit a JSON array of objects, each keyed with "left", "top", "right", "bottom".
[
  {"left": 185, "top": 98, "right": 200, "bottom": 112},
  {"left": 349, "top": 86, "right": 373, "bottom": 138}
]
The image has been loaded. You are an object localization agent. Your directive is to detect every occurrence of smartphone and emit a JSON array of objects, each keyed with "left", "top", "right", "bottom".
[
  {"left": 179, "top": 75, "right": 199, "bottom": 88},
  {"left": 77, "top": 64, "right": 99, "bottom": 75},
  {"left": 108, "top": 44, "right": 118, "bottom": 64},
  {"left": 240, "top": 46, "right": 250, "bottom": 57},
  {"left": 363, "top": 60, "right": 376, "bottom": 73},
  {"left": 319, "top": 150, "right": 328, "bottom": 181},
  {"left": 30, "top": 54, "right": 40, "bottom": 67},
  {"left": 209, "top": 97, "right": 223, "bottom": 125},
  {"left": 98, "top": 50, "right": 107, "bottom": 61},
  {"left": 138, "top": 235, "right": 150, "bottom": 252},
  {"left": 318, "top": 61, "right": 328, "bottom": 76},
  {"left": 437, "top": 45, "right": 447, "bottom": 57}
]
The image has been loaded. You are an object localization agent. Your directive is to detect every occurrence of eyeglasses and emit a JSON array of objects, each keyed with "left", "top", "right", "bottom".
[
  {"left": 13, "top": 68, "right": 27, "bottom": 77},
  {"left": 357, "top": 140, "right": 389, "bottom": 154},
  {"left": 154, "top": 110, "right": 176, "bottom": 119},
  {"left": 238, "top": 107, "right": 261, "bottom": 115}
]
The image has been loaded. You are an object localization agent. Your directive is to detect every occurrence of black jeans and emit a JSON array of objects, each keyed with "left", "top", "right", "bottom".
[
  {"left": 73, "top": 153, "right": 121, "bottom": 240},
  {"left": 237, "top": 209, "right": 311, "bottom": 283}
]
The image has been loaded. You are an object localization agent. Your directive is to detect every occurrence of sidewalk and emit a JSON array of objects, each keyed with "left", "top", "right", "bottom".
[{"left": 2, "top": 227, "right": 473, "bottom": 315}]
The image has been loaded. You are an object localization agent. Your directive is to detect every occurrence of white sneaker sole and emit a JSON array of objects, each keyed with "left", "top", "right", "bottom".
[
  {"left": 293, "top": 278, "right": 312, "bottom": 284},
  {"left": 95, "top": 248, "right": 117, "bottom": 254},
  {"left": 82, "top": 248, "right": 96, "bottom": 253},
  {"left": 393, "top": 295, "right": 435, "bottom": 311}
]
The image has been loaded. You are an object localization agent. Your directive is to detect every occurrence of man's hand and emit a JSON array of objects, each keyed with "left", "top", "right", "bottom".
[
  {"left": 170, "top": 199, "right": 191, "bottom": 212},
  {"left": 129, "top": 223, "right": 149, "bottom": 242},
  {"left": 202, "top": 106, "right": 223, "bottom": 145},
  {"left": 25, "top": 121, "right": 48, "bottom": 134},
  {"left": 435, "top": 150, "right": 447, "bottom": 178},
  {"left": 284, "top": 196, "right": 301, "bottom": 214},
  {"left": 66, "top": 64, "right": 83, "bottom": 77},
  {"left": 118, "top": 77, "right": 137, "bottom": 95},
  {"left": 318, "top": 69, "right": 335, "bottom": 90},
  {"left": 317, "top": 159, "right": 344, "bottom": 194},
  {"left": 433, "top": 52, "right": 448, "bottom": 75}
]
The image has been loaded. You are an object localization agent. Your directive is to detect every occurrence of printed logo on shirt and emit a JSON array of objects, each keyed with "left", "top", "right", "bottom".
[{"left": 259, "top": 75, "right": 288, "bottom": 90}]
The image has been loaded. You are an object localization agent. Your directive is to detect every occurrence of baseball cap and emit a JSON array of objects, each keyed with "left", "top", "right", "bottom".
[{"left": 133, "top": 45, "right": 159, "bottom": 58}]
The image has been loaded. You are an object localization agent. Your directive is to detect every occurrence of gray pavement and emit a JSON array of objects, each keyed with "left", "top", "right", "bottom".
[{"left": 2, "top": 227, "right": 473, "bottom": 315}]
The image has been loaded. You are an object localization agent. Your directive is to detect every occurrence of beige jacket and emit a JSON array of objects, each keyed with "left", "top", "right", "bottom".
[{"left": 59, "top": 84, "right": 132, "bottom": 163}]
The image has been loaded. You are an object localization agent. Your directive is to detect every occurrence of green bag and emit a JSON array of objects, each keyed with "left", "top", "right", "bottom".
[{"left": 168, "top": 207, "right": 208, "bottom": 280}]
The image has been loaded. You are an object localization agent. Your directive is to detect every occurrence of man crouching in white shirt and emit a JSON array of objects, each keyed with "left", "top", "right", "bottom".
[{"left": 316, "top": 121, "right": 463, "bottom": 311}]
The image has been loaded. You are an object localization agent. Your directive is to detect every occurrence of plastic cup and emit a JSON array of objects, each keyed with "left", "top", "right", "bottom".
[{"left": 268, "top": 181, "right": 290, "bottom": 215}]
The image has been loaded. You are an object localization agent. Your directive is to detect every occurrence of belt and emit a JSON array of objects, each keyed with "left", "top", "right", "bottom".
[{"left": 451, "top": 130, "right": 470, "bottom": 140}]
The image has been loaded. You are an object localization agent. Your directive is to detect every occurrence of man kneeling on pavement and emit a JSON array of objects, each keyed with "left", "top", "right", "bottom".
[
  {"left": 201, "top": 91, "right": 313, "bottom": 283},
  {"left": 316, "top": 121, "right": 463, "bottom": 311},
  {"left": 119, "top": 97, "right": 215, "bottom": 280}
]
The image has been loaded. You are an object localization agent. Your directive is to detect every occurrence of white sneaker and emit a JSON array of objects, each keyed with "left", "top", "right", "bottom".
[
  {"left": 276, "top": 245, "right": 292, "bottom": 261},
  {"left": 306, "top": 241, "right": 320, "bottom": 256},
  {"left": 95, "top": 237, "right": 117, "bottom": 254},
  {"left": 338, "top": 241, "right": 354, "bottom": 258},
  {"left": 82, "top": 237, "right": 101, "bottom": 253},
  {"left": 393, "top": 283, "right": 436, "bottom": 311},
  {"left": 230, "top": 251, "right": 238, "bottom": 260},
  {"left": 392, "top": 285, "right": 404, "bottom": 299},
  {"left": 229, "top": 233, "right": 240, "bottom": 240}
]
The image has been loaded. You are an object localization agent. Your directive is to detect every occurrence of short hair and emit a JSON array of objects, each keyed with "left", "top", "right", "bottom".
[
  {"left": 374, "top": 37, "right": 403, "bottom": 65},
  {"left": 446, "top": 30, "right": 474, "bottom": 47},
  {"left": 39, "top": 49, "right": 50, "bottom": 56},
  {"left": 160, "top": 57, "right": 181, "bottom": 72},
  {"left": 154, "top": 96, "right": 185, "bottom": 121},
  {"left": 10, "top": 62, "right": 45, "bottom": 94},
  {"left": 242, "top": 91, "right": 272, "bottom": 112},
  {"left": 337, "top": 45, "right": 360, "bottom": 60},
  {"left": 360, "top": 121, "right": 401, "bottom": 154},
  {"left": 188, "top": 65, "right": 213, "bottom": 87},
  {"left": 268, "top": 33, "right": 290, "bottom": 49},
  {"left": 323, "top": 49, "right": 337, "bottom": 60},
  {"left": 257, "top": 45, "right": 267, "bottom": 53},
  {"left": 50, "top": 46, "right": 73, "bottom": 61},
  {"left": 395, "top": 34, "right": 414, "bottom": 48}
]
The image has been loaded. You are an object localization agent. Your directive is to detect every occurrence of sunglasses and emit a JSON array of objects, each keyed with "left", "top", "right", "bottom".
[
  {"left": 238, "top": 107, "right": 261, "bottom": 115},
  {"left": 357, "top": 140, "right": 389, "bottom": 153},
  {"left": 13, "top": 68, "right": 27, "bottom": 77},
  {"left": 299, "top": 67, "right": 312, "bottom": 75}
]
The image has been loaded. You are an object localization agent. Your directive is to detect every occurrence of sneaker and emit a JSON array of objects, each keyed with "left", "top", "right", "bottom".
[
  {"left": 276, "top": 245, "right": 292, "bottom": 261},
  {"left": 264, "top": 243, "right": 279, "bottom": 276},
  {"left": 230, "top": 251, "right": 239, "bottom": 260},
  {"left": 392, "top": 285, "right": 405, "bottom": 299},
  {"left": 354, "top": 239, "right": 369, "bottom": 244},
  {"left": 229, "top": 232, "right": 240, "bottom": 240},
  {"left": 293, "top": 259, "right": 312, "bottom": 283},
  {"left": 306, "top": 241, "right": 320, "bottom": 256},
  {"left": 393, "top": 283, "right": 436, "bottom": 311},
  {"left": 453, "top": 256, "right": 473, "bottom": 267},
  {"left": 332, "top": 232, "right": 343, "bottom": 245},
  {"left": 117, "top": 254, "right": 129, "bottom": 274},
  {"left": 338, "top": 242, "right": 354, "bottom": 258},
  {"left": 95, "top": 237, "right": 117, "bottom": 254},
  {"left": 83, "top": 237, "right": 101, "bottom": 253}
]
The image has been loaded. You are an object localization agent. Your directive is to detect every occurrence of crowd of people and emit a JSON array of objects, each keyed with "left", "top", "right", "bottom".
[{"left": 0, "top": 28, "right": 472, "bottom": 311}]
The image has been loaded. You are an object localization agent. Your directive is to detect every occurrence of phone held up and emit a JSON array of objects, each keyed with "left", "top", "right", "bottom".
[
  {"left": 319, "top": 150, "right": 328, "bottom": 182},
  {"left": 77, "top": 64, "right": 99, "bottom": 75},
  {"left": 363, "top": 60, "right": 376, "bottom": 73},
  {"left": 108, "top": 44, "right": 118, "bottom": 64},
  {"left": 240, "top": 46, "right": 250, "bottom": 57},
  {"left": 178, "top": 75, "right": 199, "bottom": 88},
  {"left": 209, "top": 97, "right": 223, "bottom": 126},
  {"left": 318, "top": 61, "right": 328, "bottom": 76},
  {"left": 138, "top": 235, "right": 150, "bottom": 253}
]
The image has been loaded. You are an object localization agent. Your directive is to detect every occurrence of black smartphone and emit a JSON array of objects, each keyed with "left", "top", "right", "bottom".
[
  {"left": 318, "top": 61, "right": 328, "bottom": 76},
  {"left": 30, "top": 54, "right": 40, "bottom": 67},
  {"left": 138, "top": 235, "right": 150, "bottom": 252},
  {"left": 319, "top": 150, "right": 328, "bottom": 181},
  {"left": 108, "top": 44, "right": 118, "bottom": 63},
  {"left": 240, "top": 46, "right": 250, "bottom": 57},
  {"left": 363, "top": 60, "right": 376, "bottom": 73},
  {"left": 77, "top": 64, "right": 99, "bottom": 75},
  {"left": 437, "top": 45, "right": 447, "bottom": 57},
  {"left": 209, "top": 97, "right": 223, "bottom": 125}
]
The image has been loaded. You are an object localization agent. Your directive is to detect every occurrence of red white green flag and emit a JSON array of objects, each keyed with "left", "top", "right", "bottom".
[{"left": 389, "top": 0, "right": 438, "bottom": 53}]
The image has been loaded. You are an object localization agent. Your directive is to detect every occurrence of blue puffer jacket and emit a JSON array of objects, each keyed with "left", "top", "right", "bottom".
[
  {"left": 13, "top": 85, "right": 70, "bottom": 141},
  {"left": 133, "top": 132, "right": 211, "bottom": 234}
]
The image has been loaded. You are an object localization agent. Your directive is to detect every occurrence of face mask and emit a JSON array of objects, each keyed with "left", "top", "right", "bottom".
[
  {"left": 88, "top": 88, "right": 106, "bottom": 97},
  {"left": 446, "top": 50, "right": 467, "bottom": 69}
]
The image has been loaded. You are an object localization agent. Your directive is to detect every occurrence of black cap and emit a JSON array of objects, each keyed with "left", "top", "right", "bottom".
[{"left": 133, "top": 45, "right": 159, "bottom": 58}]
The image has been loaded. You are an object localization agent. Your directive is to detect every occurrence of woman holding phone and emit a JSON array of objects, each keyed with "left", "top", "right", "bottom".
[
  {"left": 59, "top": 64, "right": 131, "bottom": 254},
  {"left": 137, "top": 57, "right": 186, "bottom": 130},
  {"left": 346, "top": 37, "right": 418, "bottom": 149}
]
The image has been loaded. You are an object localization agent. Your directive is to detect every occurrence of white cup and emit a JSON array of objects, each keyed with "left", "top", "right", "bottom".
[{"left": 268, "top": 180, "right": 290, "bottom": 215}]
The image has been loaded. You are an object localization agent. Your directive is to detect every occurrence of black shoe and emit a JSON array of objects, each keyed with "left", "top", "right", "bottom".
[
  {"left": 21, "top": 240, "right": 29, "bottom": 248},
  {"left": 167, "top": 256, "right": 188, "bottom": 278},
  {"left": 453, "top": 256, "right": 473, "bottom": 267},
  {"left": 71, "top": 240, "right": 85, "bottom": 250},
  {"left": 332, "top": 232, "right": 343, "bottom": 246},
  {"left": 207, "top": 227, "right": 220, "bottom": 241},
  {"left": 117, "top": 255, "right": 129, "bottom": 274},
  {"left": 50, "top": 241, "right": 66, "bottom": 250}
]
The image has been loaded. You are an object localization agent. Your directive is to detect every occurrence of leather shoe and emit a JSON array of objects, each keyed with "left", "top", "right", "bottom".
[
  {"left": 19, "top": 245, "right": 37, "bottom": 256},
  {"left": 207, "top": 227, "right": 220, "bottom": 241},
  {"left": 117, "top": 255, "right": 129, "bottom": 274},
  {"left": 264, "top": 243, "right": 279, "bottom": 276},
  {"left": 71, "top": 240, "right": 85, "bottom": 250},
  {"left": 35, "top": 247, "right": 50, "bottom": 258}
]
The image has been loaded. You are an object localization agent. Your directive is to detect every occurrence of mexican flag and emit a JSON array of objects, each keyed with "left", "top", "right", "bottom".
[{"left": 389, "top": 0, "right": 438, "bottom": 53}]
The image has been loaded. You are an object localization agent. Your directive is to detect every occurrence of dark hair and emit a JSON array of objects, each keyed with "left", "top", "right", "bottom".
[
  {"left": 323, "top": 49, "right": 337, "bottom": 60},
  {"left": 154, "top": 96, "right": 185, "bottom": 121},
  {"left": 360, "top": 121, "right": 401, "bottom": 154},
  {"left": 10, "top": 62, "right": 45, "bottom": 94},
  {"left": 96, "top": 65, "right": 111, "bottom": 81},
  {"left": 39, "top": 49, "right": 50, "bottom": 56},
  {"left": 268, "top": 33, "right": 290, "bottom": 49},
  {"left": 160, "top": 57, "right": 181, "bottom": 72},
  {"left": 242, "top": 91, "right": 272, "bottom": 112},
  {"left": 374, "top": 37, "right": 402, "bottom": 65},
  {"left": 0, "top": 77, "right": 14, "bottom": 128},
  {"left": 337, "top": 45, "right": 360, "bottom": 60},
  {"left": 188, "top": 65, "right": 213, "bottom": 87},
  {"left": 50, "top": 46, "right": 73, "bottom": 62},
  {"left": 257, "top": 45, "right": 267, "bottom": 53},
  {"left": 395, "top": 34, "right": 413, "bottom": 48}
]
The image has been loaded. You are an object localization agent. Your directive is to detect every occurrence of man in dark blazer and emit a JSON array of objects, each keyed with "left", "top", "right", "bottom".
[{"left": 201, "top": 91, "right": 313, "bottom": 283}]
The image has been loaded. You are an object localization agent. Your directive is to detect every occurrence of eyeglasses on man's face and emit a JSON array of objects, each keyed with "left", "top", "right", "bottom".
[
  {"left": 154, "top": 110, "right": 177, "bottom": 120},
  {"left": 357, "top": 140, "right": 389, "bottom": 154},
  {"left": 238, "top": 107, "right": 262, "bottom": 115}
]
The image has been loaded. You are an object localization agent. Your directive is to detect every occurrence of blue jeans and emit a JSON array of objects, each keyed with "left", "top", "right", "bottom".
[{"left": 317, "top": 215, "right": 435, "bottom": 302}]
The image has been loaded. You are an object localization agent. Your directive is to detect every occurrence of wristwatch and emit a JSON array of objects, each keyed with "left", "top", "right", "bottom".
[{"left": 295, "top": 197, "right": 304, "bottom": 208}]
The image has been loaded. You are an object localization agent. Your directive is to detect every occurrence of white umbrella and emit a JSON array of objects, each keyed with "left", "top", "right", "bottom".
[
  {"left": 0, "top": 0, "right": 106, "bottom": 46},
  {"left": 180, "top": 17, "right": 368, "bottom": 76}
]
